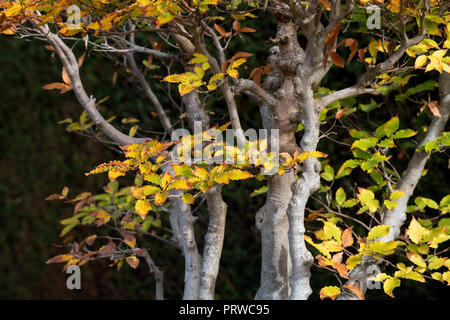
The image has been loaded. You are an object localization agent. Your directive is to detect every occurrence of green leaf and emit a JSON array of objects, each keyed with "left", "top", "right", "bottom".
[
  {"left": 348, "top": 129, "right": 367, "bottom": 139},
  {"left": 352, "top": 137, "right": 378, "bottom": 151},
  {"left": 375, "top": 117, "right": 399, "bottom": 139},
  {"left": 393, "top": 129, "right": 417, "bottom": 139},
  {"left": 321, "top": 164, "right": 335, "bottom": 182},
  {"left": 336, "top": 187, "right": 346, "bottom": 206},
  {"left": 323, "top": 220, "right": 342, "bottom": 242}
]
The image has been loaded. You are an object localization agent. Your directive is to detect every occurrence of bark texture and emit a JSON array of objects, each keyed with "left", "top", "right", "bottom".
[{"left": 199, "top": 186, "right": 228, "bottom": 299}]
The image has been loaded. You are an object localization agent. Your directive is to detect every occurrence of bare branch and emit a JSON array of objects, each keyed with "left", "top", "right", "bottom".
[
  {"left": 318, "top": 86, "right": 379, "bottom": 109},
  {"left": 125, "top": 52, "right": 174, "bottom": 134},
  {"left": 40, "top": 29, "right": 146, "bottom": 145},
  {"left": 235, "top": 79, "right": 277, "bottom": 107}
]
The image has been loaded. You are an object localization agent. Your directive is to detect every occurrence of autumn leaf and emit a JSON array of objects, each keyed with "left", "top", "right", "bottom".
[
  {"left": 407, "top": 217, "right": 430, "bottom": 244},
  {"left": 342, "top": 227, "right": 354, "bottom": 247},
  {"left": 343, "top": 284, "right": 365, "bottom": 300},
  {"left": 182, "top": 193, "right": 195, "bottom": 204},
  {"left": 135, "top": 199, "right": 152, "bottom": 219},
  {"left": 43, "top": 82, "right": 72, "bottom": 94},
  {"left": 415, "top": 55, "right": 428, "bottom": 69},
  {"left": 125, "top": 255, "right": 140, "bottom": 269},
  {"left": 319, "top": 286, "right": 341, "bottom": 300}
]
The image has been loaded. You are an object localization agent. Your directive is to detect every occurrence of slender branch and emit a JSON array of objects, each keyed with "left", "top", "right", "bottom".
[
  {"left": 318, "top": 86, "right": 378, "bottom": 109},
  {"left": 140, "top": 250, "right": 164, "bottom": 300},
  {"left": 125, "top": 52, "right": 174, "bottom": 134},
  {"left": 37, "top": 28, "right": 146, "bottom": 145},
  {"left": 235, "top": 79, "right": 277, "bottom": 107}
]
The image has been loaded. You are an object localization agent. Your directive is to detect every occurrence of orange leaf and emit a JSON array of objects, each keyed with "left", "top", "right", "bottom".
[
  {"left": 232, "top": 20, "right": 241, "bottom": 32},
  {"left": 240, "top": 27, "right": 256, "bottom": 33},
  {"left": 43, "top": 82, "right": 72, "bottom": 94},
  {"left": 343, "top": 284, "right": 365, "bottom": 300},
  {"left": 62, "top": 67, "right": 71, "bottom": 85},
  {"left": 319, "top": 0, "right": 332, "bottom": 10},
  {"left": 342, "top": 227, "right": 354, "bottom": 247},
  {"left": 329, "top": 52, "right": 344, "bottom": 68}
]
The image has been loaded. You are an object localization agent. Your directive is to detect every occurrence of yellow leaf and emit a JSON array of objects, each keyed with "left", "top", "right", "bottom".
[
  {"left": 407, "top": 217, "right": 430, "bottom": 244},
  {"left": 383, "top": 277, "right": 400, "bottom": 298},
  {"left": 319, "top": 286, "right": 341, "bottom": 300},
  {"left": 182, "top": 193, "right": 194, "bottom": 204},
  {"left": 154, "top": 191, "right": 168, "bottom": 205},
  {"left": 346, "top": 254, "right": 362, "bottom": 270},
  {"left": 135, "top": 199, "right": 151, "bottom": 218},
  {"left": 414, "top": 55, "right": 428, "bottom": 69},
  {"left": 228, "top": 169, "right": 252, "bottom": 180},
  {"left": 167, "top": 179, "right": 192, "bottom": 190},
  {"left": 367, "top": 225, "right": 391, "bottom": 241}
]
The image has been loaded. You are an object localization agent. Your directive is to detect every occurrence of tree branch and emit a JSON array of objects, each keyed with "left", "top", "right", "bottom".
[
  {"left": 318, "top": 86, "right": 379, "bottom": 109},
  {"left": 38, "top": 29, "right": 146, "bottom": 145}
]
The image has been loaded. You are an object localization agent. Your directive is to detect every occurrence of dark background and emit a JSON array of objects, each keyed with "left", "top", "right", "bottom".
[{"left": 0, "top": 18, "right": 448, "bottom": 300}]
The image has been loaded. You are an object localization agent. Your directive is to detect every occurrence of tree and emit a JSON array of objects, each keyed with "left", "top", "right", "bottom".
[{"left": 1, "top": 0, "right": 449, "bottom": 300}]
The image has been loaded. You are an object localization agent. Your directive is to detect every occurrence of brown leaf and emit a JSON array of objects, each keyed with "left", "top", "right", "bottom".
[
  {"left": 45, "top": 194, "right": 62, "bottom": 201},
  {"left": 326, "top": 23, "right": 341, "bottom": 51},
  {"left": 44, "top": 45, "right": 55, "bottom": 52},
  {"left": 125, "top": 255, "right": 140, "bottom": 269},
  {"left": 358, "top": 48, "right": 367, "bottom": 62},
  {"left": 230, "top": 51, "right": 253, "bottom": 63},
  {"left": 232, "top": 20, "right": 241, "bottom": 32},
  {"left": 73, "top": 198, "right": 87, "bottom": 214},
  {"left": 62, "top": 67, "right": 71, "bottom": 85},
  {"left": 78, "top": 52, "right": 86, "bottom": 68},
  {"left": 329, "top": 52, "right": 344, "bottom": 68},
  {"left": 348, "top": 39, "right": 358, "bottom": 63},
  {"left": 427, "top": 101, "right": 442, "bottom": 117},
  {"left": 99, "top": 241, "right": 116, "bottom": 255},
  {"left": 121, "top": 229, "right": 137, "bottom": 248},
  {"left": 319, "top": 0, "right": 332, "bottom": 10},
  {"left": 342, "top": 227, "right": 354, "bottom": 247},
  {"left": 343, "top": 284, "right": 365, "bottom": 300},
  {"left": 335, "top": 107, "right": 348, "bottom": 119}
]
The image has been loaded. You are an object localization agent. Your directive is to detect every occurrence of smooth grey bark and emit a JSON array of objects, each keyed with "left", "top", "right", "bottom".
[
  {"left": 255, "top": 171, "right": 295, "bottom": 299},
  {"left": 173, "top": 31, "right": 229, "bottom": 300},
  {"left": 199, "top": 186, "right": 228, "bottom": 299},
  {"left": 287, "top": 82, "right": 320, "bottom": 300},
  {"left": 338, "top": 71, "right": 450, "bottom": 300},
  {"left": 173, "top": 194, "right": 202, "bottom": 300}
]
